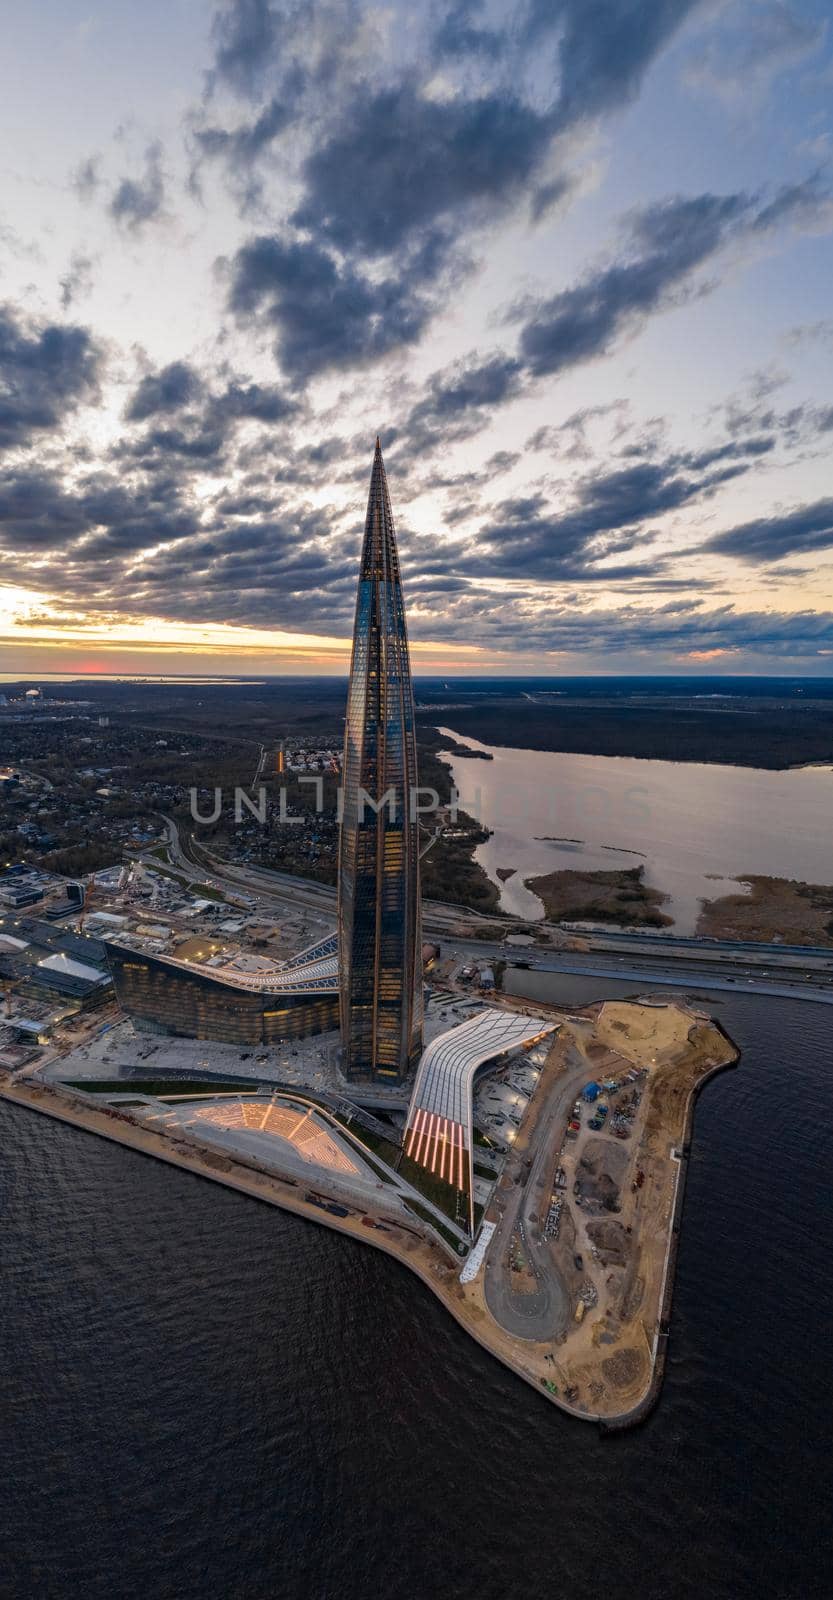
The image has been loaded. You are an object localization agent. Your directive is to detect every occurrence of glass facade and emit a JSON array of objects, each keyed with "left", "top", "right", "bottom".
[
  {"left": 337, "top": 440, "right": 423, "bottom": 1084},
  {"left": 106, "top": 945, "right": 340, "bottom": 1044}
]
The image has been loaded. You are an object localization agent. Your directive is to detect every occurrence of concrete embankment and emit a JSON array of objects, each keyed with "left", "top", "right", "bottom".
[
  {"left": 1, "top": 1076, "right": 599, "bottom": 1421},
  {"left": 1, "top": 1052, "right": 735, "bottom": 1431},
  {"left": 599, "top": 1024, "right": 741, "bottom": 1432}
]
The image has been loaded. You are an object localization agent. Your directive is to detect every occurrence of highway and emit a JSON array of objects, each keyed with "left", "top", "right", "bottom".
[
  {"left": 160, "top": 817, "right": 489, "bottom": 932},
  {"left": 158, "top": 818, "right": 337, "bottom": 922},
  {"left": 156, "top": 818, "right": 833, "bottom": 1006},
  {"left": 447, "top": 938, "right": 833, "bottom": 1006}
]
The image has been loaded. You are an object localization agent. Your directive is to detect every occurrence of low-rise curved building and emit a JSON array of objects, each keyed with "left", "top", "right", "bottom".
[
  {"left": 105, "top": 934, "right": 339, "bottom": 1045},
  {"left": 404, "top": 1008, "right": 557, "bottom": 1231}
]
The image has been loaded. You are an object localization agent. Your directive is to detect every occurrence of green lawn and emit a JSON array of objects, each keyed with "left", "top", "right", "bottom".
[
  {"left": 145, "top": 861, "right": 226, "bottom": 901},
  {"left": 395, "top": 1148, "right": 466, "bottom": 1225},
  {"left": 403, "top": 1200, "right": 465, "bottom": 1254}
]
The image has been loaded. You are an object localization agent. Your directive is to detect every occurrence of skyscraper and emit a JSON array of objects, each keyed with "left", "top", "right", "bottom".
[{"left": 337, "top": 439, "right": 423, "bottom": 1083}]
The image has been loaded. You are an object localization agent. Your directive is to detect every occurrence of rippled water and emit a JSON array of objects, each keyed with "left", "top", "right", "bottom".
[
  {"left": 438, "top": 728, "right": 833, "bottom": 931},
  {"left": 3, "top": 991, "right": 832, "bottom": 1600}
]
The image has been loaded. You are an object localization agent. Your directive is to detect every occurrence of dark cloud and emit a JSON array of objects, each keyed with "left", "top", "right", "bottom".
[
  {"left": 675, "top": 435, "right": 776, "bottom": 469},
  {"left": 0, "top": 304, "right": 101, "bottom": 452},
  {"left": 515, "top": 179, "right": 831, "bottom": 379},
  {"left": 435, "top": 1, "right": 708, "bottom": 124},
  {"left": 720, "top": 383, "right": 833, "bottom": 452},
  {"left": 233, "top": 429, "right": 364, "bottom": 490},
  {"left": 126, "top": 361, "right": 202, "bottom": 422},
  {"left": 530, "top": 175, "right": 576, "bottom": 223},
  {"left": 486, "top": 450, "right": 521, "bottom": 475},
  {"left": 397, "top": 577, "right": 833, "bottom": 661},
  {"left": 4, "top": 441, "right": 832, "bottom": 664},
  {"left": 465, "top": 448, "right": 761, "bottom": 580},
  {"left": 78, "top": 493, "right": 361, "bottom": 632},
  {"left": 196, "top": 1, "right": 732, "bottom": 389},
  {"left": 0, "top": 469, "right": 92, "bottom": 547},
  {"left": 0, "top": 464, "right": 199, "bottom": 560},
  {"left": 192, "top": 95, "right": 295, "bottom": 206},
  {"left": 292, "top": 81, "right": 554, "bottom": 258},
  {"left": 431, "top": 0, "right": 503, "bottom": 61},
  {"left": 194, "top": 1, "right": 359, "bottom": 197},
  {"left": 527, "top": 401, "right": 631, "bottom": 458},
  {"left": 226, "top": 233, "right": 439, "bottom": 380},
  {"left": 701, "top": 497, "right": 833, "bottom": 563},
  {"left": 118, "top": 423, "right": 226, "bottom": 464},
  {"left": 516, "top": 193, "right": 749, "bottom": 377},
  {"left": 420, "top": 448, "right": 520, "bottom": 501},
  {"left": 416, "top": 354, "right": 523, "bottom": 418},
  {"left": 213, "top": 379, "right": 296, "bottom": 423},
  {"left": 197, "top": 0, "right": 711, "bottom": 317},
  {"left": 109, "top": 142, "right": 166, "bottom": 231},
  {"left": 751, "top": 171, "right": 833, "bottom": 234},
  {"left": 209, "top": 0, "right": 284, "bottom": 99},
  {"left": 3, "top": 1, "right": 827, "bottom": 672},
  {"left": 118, "top": 363, "right": 298, "bottom": 475},
  {"left": 58, "top": 253, "right": 95, "bottom": 311},
  {"left": 546, "top": 0, "right": 706, "bottom": 126},
  {"left": 398, "top": 352, "right": 524, "bottom": 458},
  {"left": 375, "top": 175, "right": 831, "bottom": 465}
]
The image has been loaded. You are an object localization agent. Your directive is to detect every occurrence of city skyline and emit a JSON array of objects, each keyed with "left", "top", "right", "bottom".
[
  {"left": 1, "top": 1, "right": 832, "bottom": 679},
  {"left": 338, "top": 441, "right": 423, "bottom": 1084}
]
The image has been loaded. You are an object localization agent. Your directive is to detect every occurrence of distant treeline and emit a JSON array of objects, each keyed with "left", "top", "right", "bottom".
[{"left": 417, "top": 699, "right": 833, "bottom": 770}]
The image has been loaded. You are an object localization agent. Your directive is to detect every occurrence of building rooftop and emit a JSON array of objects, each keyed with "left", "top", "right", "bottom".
[
  {"left": 39, "top": 951, "right": 110, "bottom": 986},
  {"left": 404, "top": 1007, "right": 558, "bottom": 1231},
  {"left": 107, "top": 929, "right": 339, "bottom": 994}
]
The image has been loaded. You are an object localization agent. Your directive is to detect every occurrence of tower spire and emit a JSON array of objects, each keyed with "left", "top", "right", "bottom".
[{"left": 337, "top": 438, "right": 423, "bottom": 1084}]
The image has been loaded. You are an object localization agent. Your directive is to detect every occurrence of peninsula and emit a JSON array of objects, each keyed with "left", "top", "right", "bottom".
[{"left": 2, "top": 988, "right": 737, "bottom": 1426}]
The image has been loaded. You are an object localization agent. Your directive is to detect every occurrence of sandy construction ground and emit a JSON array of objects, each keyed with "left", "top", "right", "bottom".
[
  {"left": 543, "top": 1003, "right": 736, "bottom": 1416},
  {"left": 461, "top": 997, "right": 738, "bottom": 1420},
  {"left": 3, "top": 993, "right": 738, "bottom": 1426},
  {"left": 595, "top": 998, "right": 702, "bottom": 1062}
]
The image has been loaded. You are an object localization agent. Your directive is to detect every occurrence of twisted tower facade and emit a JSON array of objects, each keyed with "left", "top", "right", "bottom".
[{"left": 337, "top": 440, "right": 423, "bottom": 1083}]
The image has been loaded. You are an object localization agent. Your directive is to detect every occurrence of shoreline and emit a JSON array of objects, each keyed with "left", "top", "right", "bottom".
[
  {"left": 1, "top": 1077, "right": 598, "bottom": 1424},
  {"left": 696, "top": 873, "right": 833, "bottom": 949},
  {"left": 425, "top": 720, "right": 833, "bottom": 774},
  {"left": 1, "top": 1022, "right": 739, "bottom": 1429},
  {"left": 598, "top": 1021, "right": 741, "bottom": 1430}
]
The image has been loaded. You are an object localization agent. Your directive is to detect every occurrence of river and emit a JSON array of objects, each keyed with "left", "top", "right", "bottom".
[
  {"left": 437, "top": 728, "right": 833, "bottom": 933},
  {"left": 2, "top": 985, "right": 831, "bottom": 1600}
]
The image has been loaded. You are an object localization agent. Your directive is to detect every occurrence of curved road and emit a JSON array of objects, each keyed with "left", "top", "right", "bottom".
[
  {"left": 484, "top": 1033, "right": 592, "bottom": 1344},
  {"left": 158, "top": 821, "right": 833, "bottom": 1006}
]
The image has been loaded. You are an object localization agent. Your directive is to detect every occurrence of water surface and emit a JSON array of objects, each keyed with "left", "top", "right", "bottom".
[
  {"left": 439, "top": 728, "right": 833, "bottom": 932},
  {"left": 2, "top": 988, "right": 832, "bottom": 1599}
]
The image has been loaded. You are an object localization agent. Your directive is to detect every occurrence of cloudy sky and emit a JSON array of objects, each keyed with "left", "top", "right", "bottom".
[{"left": 1, "top": 0, "right": 833, "bottom": 677}]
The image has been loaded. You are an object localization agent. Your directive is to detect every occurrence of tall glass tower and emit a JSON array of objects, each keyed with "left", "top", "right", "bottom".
[{"left": 337, "top": 439, "right": 423, "bottom": 1083}]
